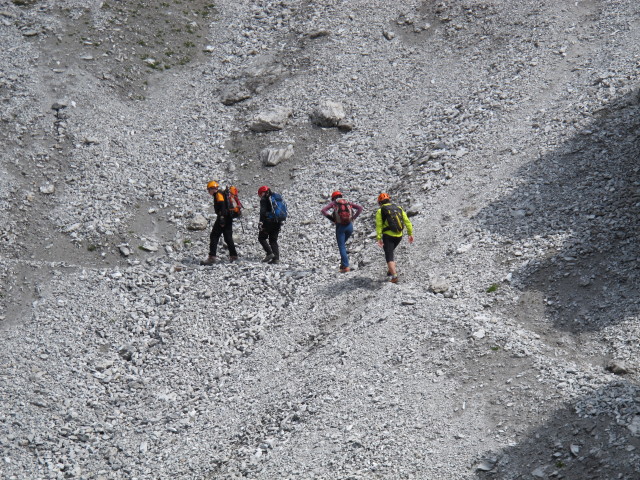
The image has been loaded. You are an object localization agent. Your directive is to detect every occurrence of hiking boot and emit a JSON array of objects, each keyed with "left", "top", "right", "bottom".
[
  {"left": 262, "top": 253, "right": 275, "bottom": 263},
  {"left": 339, "top": 266, "right": 351, "bottom": 273},
  {"left": 229, "top": 256, "right": 239, "bottom": 263},
  {"left": 390, "top": 275, "right": 399, "bottom": 284},
  {"left": 200, "top": 255, "right": 218, "bottom": 266},
  {"left": 268, "top": 257, "right": 279, "bottom": 264}
]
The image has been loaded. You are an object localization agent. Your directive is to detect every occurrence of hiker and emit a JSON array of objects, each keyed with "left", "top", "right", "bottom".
[
  {"left": 375, "top": 192, "right": 414, "bottom": 283},
  {"left": 321, "top": 190, "right": 364, "bottom": 272},
  {"left": 201, "top": 180, "right": 238, "bottom": 265},
  {"left": 257, "top": 185, "right": 287, "bottom": 264}
]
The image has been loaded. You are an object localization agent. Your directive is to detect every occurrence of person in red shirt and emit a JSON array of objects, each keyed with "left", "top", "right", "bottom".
[{"left": 321, "top": 191, "right": 363, "bottom": 272}]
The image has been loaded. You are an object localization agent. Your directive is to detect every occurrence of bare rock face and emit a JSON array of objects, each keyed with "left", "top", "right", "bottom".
[
  {"left": 249, "top": 106, "right": 293, "bottom": 132},
  {"left": 309, "top": 100, "right": 346, "bottom": 127}
]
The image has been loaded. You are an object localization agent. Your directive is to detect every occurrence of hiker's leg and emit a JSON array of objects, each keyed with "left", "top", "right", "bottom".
[
  {"left": 209, "top": 220, "right": 223, "bottom": 256},
  {"left": 387, "top": 261, "right": 397, "bottom": 276},
  {"left": 258, "top": 228, "right": 272, "bottom": 255},
  {"left": 383, "top": 235, "right": 402, "bottom": 275},
  {"left": 222, "top": 219, "right": 237, "bottom": 257},
  {"left": 269, "top": 222, "right": 281, "bottom": 259},
  {"left": 335, "top": 223, "right": 352, "bottom": 268}
]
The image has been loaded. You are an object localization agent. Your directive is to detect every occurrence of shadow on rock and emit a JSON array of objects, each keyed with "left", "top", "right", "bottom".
[
  {"left": 474, "top": 380, "right": 640, "bottom": 479},
  {"left": 476, "top": 88, "right": 640, "bottom": 332}
]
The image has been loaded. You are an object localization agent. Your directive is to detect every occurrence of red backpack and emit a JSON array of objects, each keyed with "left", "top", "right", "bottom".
[
  {"left": 224, "top": 186, "right": 243, "bottom": 219},
  {"left": 334, "top": 198, "right": 353, "bottom": 225}
]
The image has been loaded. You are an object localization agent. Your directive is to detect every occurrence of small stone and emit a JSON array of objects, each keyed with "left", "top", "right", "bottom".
[
  {"left": 140, "top": 241, "right": 158, "bottom": 252},
  {"left": 39, "top": 183, "right": 55, "bottom": 194},
  {"left": 472, "top": 329, "right": 486, "bottom": 339},
  {"left": 606, "top": 360, "right": 630, "bottom": 375},
  {"left": 429, "top": 278, "right": 450, "bottom": 294},
  {"left": 628, "top": 415, "right": 640, "bottom": 436},
  {"left": 51, "top": 102, "right": 67, "bottom": 111},
  {"left": 308, "top": 29, "right": 330, "bottom": 39},
  {"left": 476, "top": 458, "right": 497, "bottom": 471},
  {"left": 118, "top": 345, "right": 134, "bottom": 361},
  {"left": 532, "top": 467, "right": 546, "bottom": 478},
  {"left": 382, "top": 29, "right": 395, "bottom": 40},
  {"left": 456, "top": 243, "right": 472, "bottom": 254}
]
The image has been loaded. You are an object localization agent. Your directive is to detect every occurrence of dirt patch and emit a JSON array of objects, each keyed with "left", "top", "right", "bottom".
[{"left": 39, "top": 0, "right": 218, "bottom": 101}]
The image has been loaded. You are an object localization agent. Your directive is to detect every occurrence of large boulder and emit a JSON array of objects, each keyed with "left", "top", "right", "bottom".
[
  {"left": 260, "top": 144, "right": 294, "bottom": 167},
  {"left": 249, "top": 106, "right": 293, "bottom": 132},
  {"left": 187, "top": 214, "right": 208, "bottom": 231},
  {"left": 309, "top": 100, "right": 346, "bottom": 127}
]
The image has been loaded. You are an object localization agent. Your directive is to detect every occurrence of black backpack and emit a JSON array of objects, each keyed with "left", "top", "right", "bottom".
[{"left": 381, "top": 203, "right": 404, "bottom": 233}]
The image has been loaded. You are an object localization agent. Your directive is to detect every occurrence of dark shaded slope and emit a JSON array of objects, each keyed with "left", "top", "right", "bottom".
[{"left": 476, "top": 88, "right": 640, "bottom": 333}]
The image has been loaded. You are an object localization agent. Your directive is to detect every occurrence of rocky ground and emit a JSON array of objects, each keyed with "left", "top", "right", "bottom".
[{"left": 1, "top": 0, "right": 639, "bottom": 479}]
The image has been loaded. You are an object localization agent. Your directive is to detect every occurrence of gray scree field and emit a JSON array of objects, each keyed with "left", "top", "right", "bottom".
[{"left": 1, "top": 0, "right": 639, "bottom": 479}]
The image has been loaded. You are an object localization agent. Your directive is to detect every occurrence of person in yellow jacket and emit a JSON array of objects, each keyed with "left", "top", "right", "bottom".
[{"left": 375, "top": 193, "right": 414, "bottom": 283}]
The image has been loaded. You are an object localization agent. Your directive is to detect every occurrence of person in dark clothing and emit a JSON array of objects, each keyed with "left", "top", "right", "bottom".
[
  {"left": 201, "top": 180, "right": 238, "bottom": 265},
  {"left": 257, "top": 185, "right": 281, "bottom": 264}
]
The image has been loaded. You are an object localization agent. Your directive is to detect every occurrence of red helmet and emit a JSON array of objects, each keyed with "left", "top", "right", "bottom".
[
  {"left": 331, "top": 191, "right": 342, "bottom": 200},
  {"left": 257, "top": 186, "right": 269, "bottom": 196},
  {"left": 377, "top": 192, "right": 390, "bottom": 203}
]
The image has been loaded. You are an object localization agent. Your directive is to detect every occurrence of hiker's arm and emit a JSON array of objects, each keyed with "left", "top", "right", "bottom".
[
  {"left": 351, "top": 202, "right": 364, "bottom": 220},
  {"left": 402, "top": 210, "right": 413, "bottom": 237},
  {"left": 320, "top": 202, "right": 334, "bottom": 221},
  {"left": 375, "top": 209, "right": 383, "bottom": 241}
]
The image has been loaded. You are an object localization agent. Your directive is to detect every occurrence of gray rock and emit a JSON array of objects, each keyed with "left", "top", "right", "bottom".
[
  {"left": 188, "top": 214, "right": 208, "bottom": 231},
  {"left": 221, "top": 83, "right": 251, "bottom": 105},
  {"left": 39, "top": 183, "right": 55, "bottom": 194},
  {"left": 309, "top": 100, "right": 346, "bottom": 127},
  {"left": 260, "top": 144, "right": 294, "bottom": 166},
  {"left": 607, "top": 360, "right": 630, "bottom": 375},
  {"left": 249, "top": 106, "right": 293, "bottom": 132},
  {"left": 429, "top": 278, "right": 450, "bottom": 294}
]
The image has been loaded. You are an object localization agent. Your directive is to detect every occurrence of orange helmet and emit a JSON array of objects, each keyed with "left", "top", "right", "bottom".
[
  {"left": 378, "top": 192, "right": 390, "bottom": 203},
  {"left": 229, "top": 186, "right": 238, "bottom": 195},
  {"left": 257, "top": 186, "right": 269, "bottom": 196},
  {"left": 331, "top": 190, "right": 342, "bottom": 200},
  {"left": 207, "top": 181, "right": 219, "bottom": 189}
]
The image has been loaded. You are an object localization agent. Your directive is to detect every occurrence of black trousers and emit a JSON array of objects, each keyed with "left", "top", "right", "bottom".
[
  {"left": 382, "top": 234, "right": 402, "bottom": 262},
  {"left": 209, "top": 218, "right": 237, "bottom": 257},
  {"left": 258, "top": 221, "right": 281, "bottom": 258}
]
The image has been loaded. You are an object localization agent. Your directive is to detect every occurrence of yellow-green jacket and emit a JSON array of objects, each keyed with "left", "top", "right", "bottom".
[{"left": 376, "top": 204, "right": 413, "bottom": 240}]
